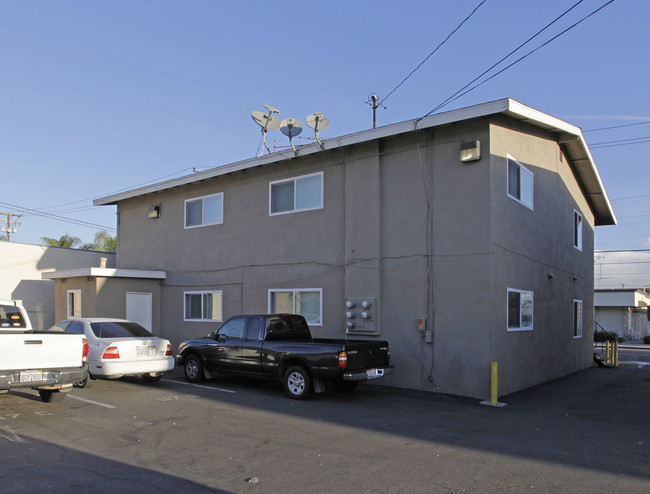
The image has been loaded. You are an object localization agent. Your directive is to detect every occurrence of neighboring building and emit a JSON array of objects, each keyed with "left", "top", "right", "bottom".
[
  {"left": 594, "top": 289, "right": 650, "bottom": 340},
  {"left": 0, "top": 241, "right": 116, "bottom": 330},
  {"left": 52, "top": 98, "right": 614, "bottom": 400}
]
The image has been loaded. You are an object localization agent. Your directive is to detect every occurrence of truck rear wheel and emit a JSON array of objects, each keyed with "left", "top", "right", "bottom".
[
  {"left": 38, "top": 390, "right": 66, "bottom": 403},
  {"left": 184, "top": 354, "right": 204, "bottom": 382},
  {"left": 283, "top": 366, "right": 311, "bottom": 400}
]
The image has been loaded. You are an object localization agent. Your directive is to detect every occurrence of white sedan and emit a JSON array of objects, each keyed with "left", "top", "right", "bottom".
[{"left": 49, "top": 318, "right": 174, "bottom": 386}]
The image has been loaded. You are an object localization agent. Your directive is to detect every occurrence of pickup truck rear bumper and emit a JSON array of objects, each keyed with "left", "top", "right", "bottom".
[
  {"left": 0, "top": 363, "right": 88, "bottom": 392},
  {"left": 343, "top": 365, "right": 394, "bottom": 381}
]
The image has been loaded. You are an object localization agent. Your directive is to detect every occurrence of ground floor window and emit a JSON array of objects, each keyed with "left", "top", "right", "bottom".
[
  {"left": 184, "top": 291, "right": 223, "bottom": 321},
  {"left": 573, "top": 300, "right": 583, "bottom": 338},
  {"left": 507, "top": 288, "right": 533, "bottom": 331},
  {"left": 268, "top": 288, "right": 322, "bottom": 326}
]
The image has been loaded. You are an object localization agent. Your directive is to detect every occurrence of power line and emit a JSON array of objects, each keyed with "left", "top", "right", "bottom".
[
  {"left": 0, "top": 201, "right": 116, "bottom": 232},
  {"left": 421, "top": 0, "right": 615, "bottom": 118},
  {"left": 584, "top": 121, "right": 650, "bottom": 133},
  {"left": 589, "top": 136, "right": 650, "bottom": 149},
  {"left": 381, "top": 0, "right": 488, "bottom": 104}
]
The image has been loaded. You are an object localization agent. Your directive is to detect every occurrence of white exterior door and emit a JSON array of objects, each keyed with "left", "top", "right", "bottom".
[{"left": 126, "top": 292, "right": 152, "bottom": 332}]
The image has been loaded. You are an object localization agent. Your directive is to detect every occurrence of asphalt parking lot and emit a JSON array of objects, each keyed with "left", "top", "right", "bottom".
[{"left": 1, "top": 347, "right": 648, "bottom": 494}]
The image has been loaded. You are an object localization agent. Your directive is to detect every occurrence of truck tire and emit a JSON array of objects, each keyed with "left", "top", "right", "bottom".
[
  {"left": 184, "top": 354, "right": 204, "bottom": 382},
  {"left": 38, "top": 390, "right": 66, "bottom": 403},
  {"left": 283, "top": 366, "right": 312, "bottom": 400}
]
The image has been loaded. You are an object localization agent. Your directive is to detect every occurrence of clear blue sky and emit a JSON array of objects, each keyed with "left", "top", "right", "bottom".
[{"left": 1, "top": 0, "right": 647, "bottom": 252}]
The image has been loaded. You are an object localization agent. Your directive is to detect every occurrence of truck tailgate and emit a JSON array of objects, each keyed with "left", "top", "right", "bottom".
[
  {"left": 344, "top": 341, "right": 390, "bottom": 370},
  {"left": 0, "top": 332, "right": 85, "bottom": 370}
]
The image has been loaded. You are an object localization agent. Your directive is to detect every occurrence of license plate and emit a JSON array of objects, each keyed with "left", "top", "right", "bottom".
[
  {"left": 136, "top": 346, "right": 156, "bottom": 357},
  {"left": 20, "top": 370, "right": 43, "bottom": 383},
  {"left": 366, "top": 368, "right": 384, "bottom": 378}
]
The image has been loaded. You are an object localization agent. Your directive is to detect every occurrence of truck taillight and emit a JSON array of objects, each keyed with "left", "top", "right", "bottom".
[
  {"left": 82, "top": 338, "right": 89, "bottom": 362},
  {"left": 338, "top": 351, "right": 348, "bottom": 369},
  {"left": 102, "top": 346, "right": 120, "bottom": 359},
  {"left": 165, "top": 344, "right": 173, "bottom": 356}
]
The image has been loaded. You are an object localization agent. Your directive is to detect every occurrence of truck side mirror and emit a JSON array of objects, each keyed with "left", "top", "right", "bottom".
[{"left": 208, "top": 331, "right": 216, "bottom": 340}]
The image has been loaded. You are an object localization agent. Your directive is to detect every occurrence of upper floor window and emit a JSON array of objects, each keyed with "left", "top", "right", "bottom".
[
  {"left": 270, "top": 172, "right": 323, "bottom": 215},
  {"left": 574, "top": 210, "right": 583, "bottom": 251},
  {"left": 507, "top": 288, "right": 533, "bottom": 332},
  {"left": 268, "top": 288, "right": 322, "bottom": 326},
  {"left": 184, "top": 290, "right": 223, "bottom": 322},
  {"left": 507, "top": 155, "right": 533, "bottom": 210},
  {"left": 573, "top": 300, "right": 583, "bottom": 338},
  {"left": 185, "top": 192, "right": 223, "bottom": 228}
]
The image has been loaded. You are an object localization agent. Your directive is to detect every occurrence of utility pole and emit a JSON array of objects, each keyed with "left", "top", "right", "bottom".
[{"left": 0, "top": 212, "right": 22, "bottom": 241}]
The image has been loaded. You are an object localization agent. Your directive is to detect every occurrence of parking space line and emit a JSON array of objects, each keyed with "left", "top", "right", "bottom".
[
  {"left": 68, "top": 395, "right": 116, "bottom": 408},
  {"left": 166, "top": 379, "right": 236, "bottom": 393}
]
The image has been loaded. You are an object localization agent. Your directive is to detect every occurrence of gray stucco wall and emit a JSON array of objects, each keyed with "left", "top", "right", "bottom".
[{"left": 110, "top": 115, "right": 597, "bottom": 399}]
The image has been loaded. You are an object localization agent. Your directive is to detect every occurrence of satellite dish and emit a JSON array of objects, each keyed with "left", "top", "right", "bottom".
[
  {"left": 306, "top": 112, "right": 329, "bottom": 149},
  {"left": 280, "top": 118, "right": 303, "bottom": 155},
  {"left": 306, "top": 112, "right": 329, "bottom": 132},
  {"left": 251, "top": 105, "right": 281, "bottom": 156},
  {"left": 251, "top": 111, "right": 281, "bottom": 131}
]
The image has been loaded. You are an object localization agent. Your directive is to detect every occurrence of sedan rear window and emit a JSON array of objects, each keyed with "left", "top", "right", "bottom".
[{"left": 90, "top": 321, "right": 153, "bottom": 339}]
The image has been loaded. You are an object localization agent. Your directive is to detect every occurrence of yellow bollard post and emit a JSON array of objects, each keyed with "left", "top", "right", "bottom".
[
  {"left": 614, "top": 340, "right": 619, "bottom": 367},
  {"left": 480, "top": 361, "right": 506, "bottom": 407},
  {"left": 606, "top": 340, "right": 611, "bottom": 363}
]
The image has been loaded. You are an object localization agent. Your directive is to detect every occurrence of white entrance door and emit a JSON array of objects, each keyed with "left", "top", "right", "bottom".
[{"left": 126, "top": 292, "right": 153, "bottom": 332}]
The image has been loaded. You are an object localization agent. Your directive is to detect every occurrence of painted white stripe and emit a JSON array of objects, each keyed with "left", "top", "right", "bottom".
[
  {"left": 68, "top": 394, "right": 116, "bottom": 408},
  {"left": 166, "top": 379, "right": 236, "bottom": 393}
]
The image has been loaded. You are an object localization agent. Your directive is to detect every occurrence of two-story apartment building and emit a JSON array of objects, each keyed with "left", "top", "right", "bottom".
[{"left": 75, "top": 98, "right": 615, "bottom": 400}]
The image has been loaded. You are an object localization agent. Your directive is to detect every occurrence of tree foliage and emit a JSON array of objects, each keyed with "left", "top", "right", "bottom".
[{"left": 41, "top": 233, "right": 82, "bottom": 249}]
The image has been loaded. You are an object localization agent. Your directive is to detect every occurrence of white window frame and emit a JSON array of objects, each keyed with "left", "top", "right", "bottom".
[
  {"left": 67, "top": 290, "right": 81, "bottom": 318},
  {"left": 573, "top": 299, "right": 583, "bottom": 339},
  {"left": 184, "top": 290, "right": 223, "bottom": 322},
  {"left": 507, "top": 155, "right": 534, "bottom": 210},
  {"left": 268, "top": 288, "right": 323, "bottom": 326},
  {"left": 573, "top": 210, "right": 583, "bottom": 251},
  {"left": 269, "top": 171, "right": 323, "bottom": 216},
  {"left": 184, "top": 192, "right": 224, "bottom": 229},
  {"left": 507, "top": 288, "right": 534, "bottom": 332}
]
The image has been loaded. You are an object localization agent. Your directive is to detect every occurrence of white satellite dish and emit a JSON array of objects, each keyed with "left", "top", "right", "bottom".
[
  {"left": 251, "top": 105, "right": 281, "bottom": 156},
  {"left": 306, "top": 112, "right": 329, "bottom": 149},
  {"left": 280, "top": 118, "right": 303, "bottom": 155}
]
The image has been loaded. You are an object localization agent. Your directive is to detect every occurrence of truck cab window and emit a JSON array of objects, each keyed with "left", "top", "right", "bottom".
[
  {"left": 218, "top": 318, "right": 245, "bottom": 339},
  {"left": 245, "top": 318, "right": 261, "bottom": 341}
]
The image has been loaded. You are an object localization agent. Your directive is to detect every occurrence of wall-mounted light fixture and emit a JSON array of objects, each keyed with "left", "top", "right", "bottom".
[
  {"left": 148, "top": 205, "right": 160, "bottom": 219},
  {"left": 460, "top": 140, "right": 481, "bottom": 163}
]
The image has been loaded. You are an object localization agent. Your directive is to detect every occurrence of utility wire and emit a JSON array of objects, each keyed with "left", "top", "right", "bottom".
[
  {"left": 421, "top": 0, "right": 615, "bottom": 118},
  {"left": 0, "top": 201, "right": 116, "bottom": 232},
  {"left": 381, "top": 0, "right": 488, "bottom": 104},
  {"left": 584, "top": 121, "right": 650, "bottom": 132},
  {"left": 424, "top": 0, "right": 585, "bottom": 117},
  {"left": 590, "top": 137, "right": 650, "bottom": 149}
]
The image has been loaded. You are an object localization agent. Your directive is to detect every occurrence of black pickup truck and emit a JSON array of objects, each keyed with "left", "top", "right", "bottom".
[{"left": 175, "top": 314, "right": 393, "bottom": 399}]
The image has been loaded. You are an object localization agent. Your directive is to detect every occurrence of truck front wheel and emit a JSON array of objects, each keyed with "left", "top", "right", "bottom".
[
  {"left": 184, "top": 355, "right": 204, "bottom": 383},
  {"left": 283, "top": 366, "right": 312, "bottom": 400}
]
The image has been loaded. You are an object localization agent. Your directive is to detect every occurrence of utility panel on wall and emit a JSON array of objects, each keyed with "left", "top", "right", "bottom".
[{"left": 345, "top": 298, "right": 379, "bottom": 335}]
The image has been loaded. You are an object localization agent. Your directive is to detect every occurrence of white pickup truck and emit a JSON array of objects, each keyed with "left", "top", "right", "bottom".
[{"left": 0, "top": 299, "right": 89, "bottom": 402}]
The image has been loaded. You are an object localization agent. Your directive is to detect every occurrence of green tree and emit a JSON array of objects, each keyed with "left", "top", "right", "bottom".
[
  {"left": 41, "top": 233, "right": 82, "bottom": 249},
  {"left": 93, "top": 230, "right": 117, "bottom": 252}
]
